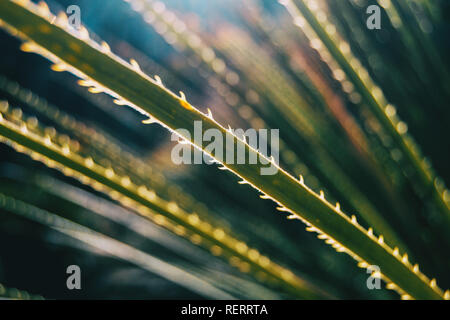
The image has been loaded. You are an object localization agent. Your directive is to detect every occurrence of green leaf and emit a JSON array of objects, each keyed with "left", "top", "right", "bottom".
[{"left": 0, "top": 0, "right": 447, "bottom": 299}]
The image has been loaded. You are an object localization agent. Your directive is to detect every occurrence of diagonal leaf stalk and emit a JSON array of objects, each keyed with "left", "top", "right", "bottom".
[
  {"left": 0, "top": 192, "right": 238, "bottom": 299},
  {"left": 123, "top": 0, "right": 329, "bottom": 187},
  {"left": 307, "top": 1, "right": 450, "bottom": 249},
  {"left": 0, "top": 81, "right": 328, "bottom": 279},
  {"left": 125, "top": 0, "right": 385, "bottom": 249},
  {"left": 0, "top": 180, "right": 282, "bottom": 299},
  {"left": 0, "top": 85, "right": 315, "bottom": 272},
  {"left": 0, "top": 105, "right": 320, "bottom": 299},
  {"left": 212, "top": 27, "right": 408, "bottom": 249},
  {"left": 338, "top": 0, "right": 436, "bottom": 125},
  {"left": 0, "top": 0, "right": 447, "bottom": 299},
  {"left": 122, "top": 0, "right": 324, "bottom": 191},
  {"left": 0, "top": 99, "right": 320, "bottom": 283},
  {"left": 122, "top": 0, "right": 407, "bottom": 250},
  {"left": 0, "top": 78, "right": 225, "bottom": 223},
  {"left": 281, "top": 0, "right": 450, "bottom": 226}
]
